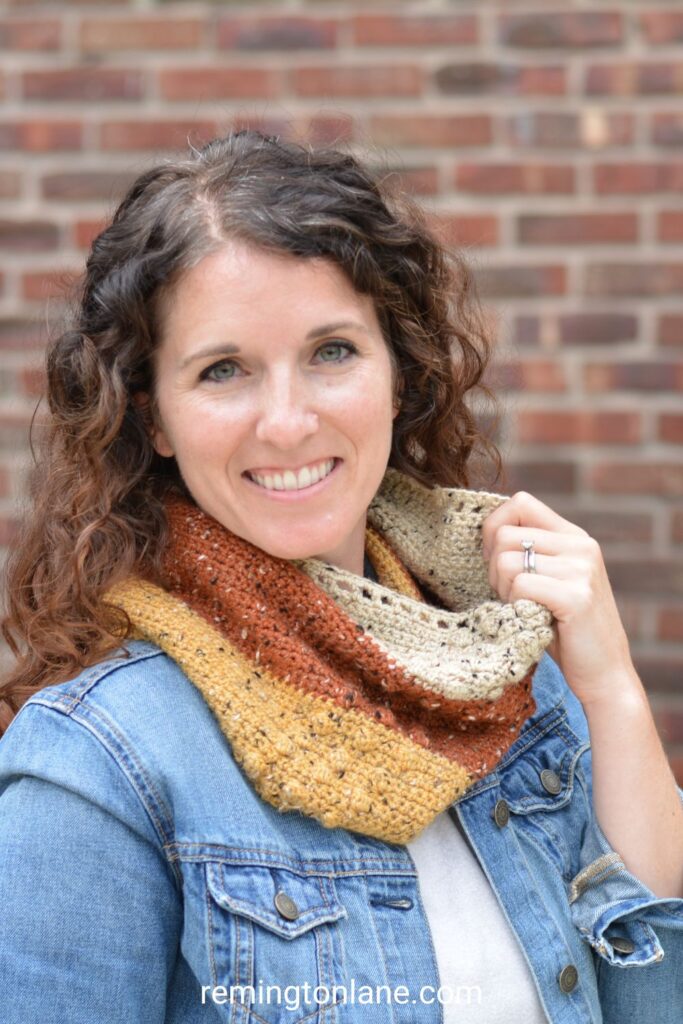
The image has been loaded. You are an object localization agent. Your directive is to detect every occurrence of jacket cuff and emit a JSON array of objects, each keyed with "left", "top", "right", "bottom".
[{"left": 568, "top": 788, "right": 683, "bottom": 968}]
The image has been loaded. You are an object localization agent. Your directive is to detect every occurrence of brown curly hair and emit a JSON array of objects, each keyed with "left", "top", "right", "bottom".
[{"left": 0, "top": 128, "right": 502, "bottom": 733}]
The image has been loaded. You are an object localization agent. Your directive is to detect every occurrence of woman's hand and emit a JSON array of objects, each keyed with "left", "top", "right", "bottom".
[{"left": 481, "top": 491, "right": 639, "bottom": 708}]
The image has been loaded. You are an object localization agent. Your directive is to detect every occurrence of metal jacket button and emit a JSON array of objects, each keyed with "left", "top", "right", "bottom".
[
  {"left": 493, "top": 799, "right": 510, "bottom": 827},
  {"left": 611, "top": 936, "right": 635, "bottom": 955},
  {"left": 540, "top": 769, "right": 562, "bottom": 795},
  {"left": 558, "top": 964, "right": 578, "bottom": 993},
  {"left": 274, "top": 890, "right": 300, "bottom": 921}
]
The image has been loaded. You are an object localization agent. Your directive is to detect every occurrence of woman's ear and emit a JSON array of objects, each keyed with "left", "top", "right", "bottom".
[{"left": 132, "top": 392, "right": 174, "bottom": 458}]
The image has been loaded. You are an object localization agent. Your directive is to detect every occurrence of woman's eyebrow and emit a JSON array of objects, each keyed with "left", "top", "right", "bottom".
[
  {"left": 179, "top": 343, "right": 240, "bottom": 370},
  {"left": 305, "top": 320, "right": 371, "bottom": 340},
  {"left": 178, "top": 320, "right": 371, "bottom": 370}
]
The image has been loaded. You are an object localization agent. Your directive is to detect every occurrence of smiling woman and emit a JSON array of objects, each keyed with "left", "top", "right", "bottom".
[
  {"left": 1, "top": 129, "right": 498, "bottom": 705},
  {"left": 0, "top": 130, "right": 681, "bottom": 1024}
]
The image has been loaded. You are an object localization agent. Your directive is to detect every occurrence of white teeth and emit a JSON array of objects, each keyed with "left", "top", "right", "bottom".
[{"left": 250, "top": 459, "right": 335, "bottom": 492}]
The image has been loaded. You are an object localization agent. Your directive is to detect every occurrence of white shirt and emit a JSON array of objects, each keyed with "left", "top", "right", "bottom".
[{"left": 406, "top": 810, "right": 548, "bottom": 1023}]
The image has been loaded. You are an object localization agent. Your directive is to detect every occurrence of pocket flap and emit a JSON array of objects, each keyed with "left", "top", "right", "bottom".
[
  {"left": 499, "top": 733, "right": 586, "bottom": 814},
  {"left": 206, "top": 862, "right": 347, "bottom": 940}
]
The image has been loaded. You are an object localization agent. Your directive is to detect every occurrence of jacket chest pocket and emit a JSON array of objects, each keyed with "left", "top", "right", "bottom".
[
  {"left": 206, "top": 862, "right": 348, "bottom": 1023},
  {"left": 499, "top": 734, "right": 590, "bottom": 881}
]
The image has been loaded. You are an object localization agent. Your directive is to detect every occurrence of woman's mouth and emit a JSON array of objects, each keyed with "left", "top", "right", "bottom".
[{"left": 244, "top": 458, "right": 340, "bottom": 494}]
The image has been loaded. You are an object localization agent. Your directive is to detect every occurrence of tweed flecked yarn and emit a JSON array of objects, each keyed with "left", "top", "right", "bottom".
[{"left": 106, "top": 467, "right": 555, "bottom": 844}]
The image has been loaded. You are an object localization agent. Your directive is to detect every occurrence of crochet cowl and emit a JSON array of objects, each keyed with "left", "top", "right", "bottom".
[{"left": 107, "top": 467, "right": 555, "bottom": 844}]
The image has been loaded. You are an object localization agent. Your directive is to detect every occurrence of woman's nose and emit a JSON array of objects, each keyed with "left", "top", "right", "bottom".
[{"left": 254, "top": 376, "right": 319, "bottom": 448}]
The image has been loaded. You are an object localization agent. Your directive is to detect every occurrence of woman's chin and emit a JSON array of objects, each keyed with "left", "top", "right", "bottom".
[{"left": 252, "top": 533, "right": 343, "bottom": 564}]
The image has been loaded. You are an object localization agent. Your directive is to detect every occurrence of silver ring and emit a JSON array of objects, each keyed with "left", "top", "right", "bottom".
[{"left": 521, "top": 538, "right": 536, "bottom": 573}]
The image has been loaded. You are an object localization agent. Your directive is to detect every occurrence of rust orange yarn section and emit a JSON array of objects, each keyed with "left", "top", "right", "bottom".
[{"left": 157, "top": 496, "right": 535, "bottom": 777}]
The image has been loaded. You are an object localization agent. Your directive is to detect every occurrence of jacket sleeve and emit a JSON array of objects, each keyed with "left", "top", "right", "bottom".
[
  {"left": 0, "top": 701, "right": 182, "bottom": 1024},
  {"left": 552, "top": 656, "right": 683, "bottom": 972}
]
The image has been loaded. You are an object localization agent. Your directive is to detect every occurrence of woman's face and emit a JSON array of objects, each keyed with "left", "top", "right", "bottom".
[{"left": 147, "top": 241, "right": 398, "bottom": 575}]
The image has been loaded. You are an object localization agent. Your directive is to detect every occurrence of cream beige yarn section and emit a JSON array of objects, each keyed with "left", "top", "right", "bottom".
[{"left": 295, "top": 468, "right": 555, "bottom": 703}]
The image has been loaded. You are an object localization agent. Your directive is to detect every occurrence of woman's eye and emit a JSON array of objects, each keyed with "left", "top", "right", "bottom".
[
  {"left": 201, "top": 360, "right": 239, "bottom": 383},
  {"left": 315, "top": 341, "right": 356, "bottom": 363}
]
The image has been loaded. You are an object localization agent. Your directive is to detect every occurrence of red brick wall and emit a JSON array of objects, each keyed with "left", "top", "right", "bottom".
[{"left": 1, "top": 1, "right": 682, "bottom": 777}]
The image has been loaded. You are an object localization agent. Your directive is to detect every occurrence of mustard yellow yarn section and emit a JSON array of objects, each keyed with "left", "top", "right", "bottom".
[
  {"left": 365, "top": 525, "right": 424, "bottom": 601},
  {"left": 106, "top": 577, "right": 472, "bottom": 845}
]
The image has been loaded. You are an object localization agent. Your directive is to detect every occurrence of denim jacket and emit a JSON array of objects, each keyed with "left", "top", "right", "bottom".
[{"left": 0, "top": 640, "right": 681, "bottom": 1023}]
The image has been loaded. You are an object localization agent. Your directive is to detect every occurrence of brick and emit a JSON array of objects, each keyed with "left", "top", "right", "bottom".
[
  {"left": 500, "top": 12, "right": 622, "bottom": 48},
  {"left": 584, "top": 362, "right": 683, "bottom": 393},
  {"left": 159, "top": 68, "right": 277, "bottom": 101},
  {"left": 607, "top": 561, "right": 683, "bottom": 598},
  {"left": 0, "top": 18, "right": 61, "bottom": 50},
  {"left": 0, "top": 171, "right": 21, "bottom": 198},
  {"left": 0, "top": 409, "right": 36, "bottom": 453},
  {"left": 486, "top": 359, "right": 566, "bottom": 392},
  {"left": 100, "top": 120, "right": 217, "bottom": 152},
  {"left": 569, "top": 511, "right": 652, "bottom": 545},
  {"left": 640, "top": 12, "right": 683, "bottom": 46},
  {"left": 589, "top": 463, "right": 683, "bottom": 497},
  {"left": 455, "top": 162, "right": 574, "bottom": 194},
  {"left": 585, "top": 262, "right": 683, "bottom": 297},
  {"left": 370, "top": 115, "right": 491, "bottom": 148},
  {"left": 658, "top": 607, "right": 683, "bottom": 642},
  {"left": 378, "top": 165, "right": 439, "bottom": 197},
  {"left": 80, "top": 17, "right": 203, "bottom": 52},
  {"left": 658, "top": 314, "right": 683, "bottom": 347},
  {"left": 21, "top": 269, "right": 81, "bottom": 302},
  {"left": 503, "top": 461, "right": 577, "bottom": 495},
  {"left": 673, "top": 511, "right": 683, "bottom": 543},
  {"left": 514, "top": 313, "right": 638, "bottom": 347},
  {"left": 586, "top": 62, "right": 683, "bottom": 96},
  {"left": 0, "top": 319, "right": 47, "bottom": 352},
  {"left": 218, "top": 16, "right": 338, "bottom": 50},
  {"left": 0, "top": 219, "right": 59, "bottom": 252},
  {"left": 652, "top": 706, "right": 683, "bottom": 742},
  {"left": 42, "top": 169, "right": 135, "bottom": 201},
  {"left": 0, "top": 120, "right": 82, "bottom": 152},
  {"left": 658, "top": 210, "right": 683, "bottom": 243},
  {"left": 652, "top": 113, "right": 683, "bottom": 147},
  {"left": 23, "top": 68, "right": 143, "bottom": 102},
  {"left": 508, "top": 111, "right": 633, "bottom": 149},
  {"left": 20, "top": 366, "right": 45, "bottom": 399},
  {"left": 304, "top": 114, "right": 355, "bottom": 147},
  {"left": 4, "top": 0, "right": 129, "bottom": 4},
  {"left": 659, "top": 414, "right": 683, "bottom": 444},
  {"left": 518, "top": 212, "right": 637, "bottom": 245},
  {"left": 435, "top": 63, "right": 564, "bottom": 97},
  {"left": 353, "top": 14, "right": 477, "bottom": 47},
  {"left": 594, "top": 162, "right": 683, "bottom": 194},
  {"left": 292, "top": 65, "right": 422, "bottom": 98},
  {"left": 0, "top": 515, "right": 20, "bottom": 547},
  {"left": 427, "top": 212, "right": 498, "bottom": 248},
  {"left": 475, "top": 264, "right": 566, "bottom": 298},
  {"left": 517, "top": 411, "right": 640, "bottom": 445},
  {"left": 73, "top": 217, "right": 108, "bottom": 250}
]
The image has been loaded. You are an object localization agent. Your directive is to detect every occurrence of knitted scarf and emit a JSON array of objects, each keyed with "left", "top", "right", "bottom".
[{"left": 106, "top": 468, "right": 554, "bottom": 844}]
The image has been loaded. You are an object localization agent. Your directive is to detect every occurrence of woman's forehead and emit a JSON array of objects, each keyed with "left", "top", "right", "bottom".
[{"left": 157, "top": 245, "right": 380, "bottom": 342}]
